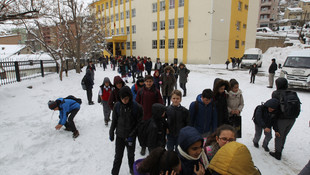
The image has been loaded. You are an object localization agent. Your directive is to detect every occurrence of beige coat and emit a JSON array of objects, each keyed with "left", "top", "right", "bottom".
[{"left": 227, "top": 89, "right": 244, "bottom": 117}]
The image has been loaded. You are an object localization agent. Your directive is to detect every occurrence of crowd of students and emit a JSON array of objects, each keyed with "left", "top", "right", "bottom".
[{"left": 47, "top": 56, "right": 303, "bottom": 175}]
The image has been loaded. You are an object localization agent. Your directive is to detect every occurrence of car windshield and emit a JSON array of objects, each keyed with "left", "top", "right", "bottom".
[
  {"left": 284, "top": 57, "right": 310, "bottom": 69},
  {"left": 243, "top": 54, "right": 258, "bottom": 60}
]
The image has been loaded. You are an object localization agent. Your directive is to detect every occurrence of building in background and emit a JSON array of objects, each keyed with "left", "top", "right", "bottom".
[
  {"left": 258, "top": 0, "right": 280, "bottom": 28},
  {"left": 90, "top": 0, "right": 259, "bottom": 64}
]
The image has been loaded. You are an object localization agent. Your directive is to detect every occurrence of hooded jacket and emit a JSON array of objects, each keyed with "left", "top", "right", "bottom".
[
  {"left": 189, "top": 94, "right": 217, "bottom": 135},
  {"left": 227, "top": 89, "right": 244, "bottom": 117},
  {"left": 108, "top": 76, "right": 125, "bottom": 109},
  {"left": 99, "top": 77, "right": 113, "bottom": 101},
  {"left": 271, "top": 78, "right": 289, "bottom": 120},
  {"left": 208, "top": 142, "right": 261, "bottom": 175},
  {"left": 160, "top": 66, "right": 176, "bottom": 96},
  {"left": 153, "top": 70, "right": 160, "bottom": 90},
  {"left": 146, "top": 103, "right": 168, "bottom": 151},
  {"left": 178, "top": 126, "right": 204, "bottom": 175},
  {"left": 178, "top": 63, "right": 190, "bottom": 83},
  {"left": 166, "top": 104, "right": 190, "bottom": 137},
  {"left": 84, "top": 69, "right": 94, "bottom": 90},
  {"left": 131, "top": 78, "right": 145, "bottom": 101},
  {"left": 213, "top": 79, "right": 230, "bottom": 126},
  {"left": 136, "top": 85, "right": 163, "bottom": 121},
  {"left": 56, "top": 98, "right": 80, "bottom": 125},
  {"left": 109, "top": 86, "right": 143, "bottom": 139},
  {"left": 253, "top": 98, "right": 279, "bottom": 131}
]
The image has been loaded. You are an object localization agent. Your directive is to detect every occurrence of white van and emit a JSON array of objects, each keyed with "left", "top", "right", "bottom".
[
  {"left": 279, "top": 50, "right": 310, "bottom": 89},
  {"left": 240, "top": 48, "right": 263, "bottom": 68}
]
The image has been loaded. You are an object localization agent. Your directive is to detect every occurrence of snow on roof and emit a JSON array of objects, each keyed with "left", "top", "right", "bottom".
[
  {"left": 0, "top": 44, "right": 27, "bottom": 57},
  {"left": 2, "top": 53, "right": 54, "bottom": 61},
  {"left": 287, "top": 7, "right": 303, "bottom": 12},
  {"left": 0, "top": 34, "right": 19, "bottom": 38}
]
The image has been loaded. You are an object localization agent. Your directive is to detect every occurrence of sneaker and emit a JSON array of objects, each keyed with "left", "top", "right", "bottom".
[
  {"left": 73, "top": 130, "right": 79, "bottom": 138},
  {"left": 269, "top": 151, "right": 281, "bottom": 160},
  {"left": 253, "top": 141, "right": 259, "bottom": 148},
  {"left": 140, "top": 147, "right": 146, "bottom": 156},
  {"left": 262, "top": 145, "right": 270, "bottom": 152},
  {"left": 89, "top": 102, "right": 94, "bottom": 105},
  {"left": 267, "top": 86, "right": 273, "bottom": 88}
]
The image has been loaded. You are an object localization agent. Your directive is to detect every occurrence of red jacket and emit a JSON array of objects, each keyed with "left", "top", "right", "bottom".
[
  {"left": 101, "top": 87, "right": 112, "bottom": 101},
  {"left": 137, "top": 62, "right": 144, "bottom": 71},
  {"left": 135, "top": 86, "right": 163, "bottom": 120}
]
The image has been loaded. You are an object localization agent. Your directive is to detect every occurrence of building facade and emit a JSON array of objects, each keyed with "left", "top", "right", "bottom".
[
  {"left": 91, "top": 0, "right": 259, "bottom": 64},
  {"left": 258, "top": 0, "right": 280, "bottom": 28}
]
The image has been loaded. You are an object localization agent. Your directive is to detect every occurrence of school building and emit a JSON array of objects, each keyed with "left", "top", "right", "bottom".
[{"left": 90, "top": 0, "right": 259, "bottom": 64}]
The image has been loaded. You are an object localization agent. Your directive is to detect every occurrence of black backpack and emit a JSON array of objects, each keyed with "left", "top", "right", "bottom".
[
  {"left": 81, "top": 76, "right": 86, "bottom": 90},
  {"left": 279, "top": 91, "right": 301, "bottom": 119},
  {"left": 65, "top": 95, "right": 82, "bottom": 104}
]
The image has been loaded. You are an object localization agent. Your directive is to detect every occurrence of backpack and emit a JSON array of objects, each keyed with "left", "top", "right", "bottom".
[
  {"left": 81, "top": 76, "right": 86, "bottom": 90},
  {"left": 252, "top": 105, "right": 261, "bottom": 124},
  {"left": 65, "top": 95, "right": 82, "bottom": 104},
  {"left": 279, "top": 90, "right": 301, "bottom": 119}
]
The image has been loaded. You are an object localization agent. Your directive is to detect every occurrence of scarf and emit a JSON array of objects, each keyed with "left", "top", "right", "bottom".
[{"left": 177, "top": 145, "right": 209, "bottom": 169}]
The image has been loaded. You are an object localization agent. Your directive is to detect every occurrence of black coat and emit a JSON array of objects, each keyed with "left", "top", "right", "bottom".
[
  {"left": 253, "top": 105, "right": 278, "bottom": 131},
  {"left": 84, "top": 70, "right": 94, "bottom": 89},
  {"left": 269, "top": 62, "right": 277, "bottom": 73},
  {"left": 145, "top": 61, "right": 152, "bottom": 71},
  {"left": 166, "top": 105, "right": 190, "bottom": 137},
  {"left": 214, "top": 93, "right": 229, "bottom": 126},
  {"left": 249, "top": 66, "right": 258, "bottom": 75}
]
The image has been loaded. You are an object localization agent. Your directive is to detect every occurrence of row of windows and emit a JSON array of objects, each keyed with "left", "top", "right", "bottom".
[
  {"left": 97, "top": 0, "right": 132, "bottom": 12},
  {"left": 238, "top": 1, "right": 248, "bottom": 11},
  {"left": 152, "top": 18, "right": 184, "bottom": 31},
  {"left": 235, "top": 40, "right": 245, "bottom": 49},
  {"left": 106, "top": 25, "right": 136, "bottom": 35},
  {"left": 236, "top": 21, "right": 247, "bottom": 31},
  {"left": 152, "top": 39, "right": 183, "bottom": 49},
  {"left": 152, "top": 0, "right": 184, "bottom": 13},
  {"left": 106, "top": 8, "right": 136, "bottom": 22}
]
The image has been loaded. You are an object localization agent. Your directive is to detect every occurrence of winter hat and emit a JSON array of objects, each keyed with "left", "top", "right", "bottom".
[
  {"left": 275, "top": 77, "right": 288, "bottom": 90},
  {"left": 264, "top": 98, "right": 280, "bottom": 109},
  {"left": 144, "top": 75, "right": 154, "bottom": 81},
  {"left": 48, "top": 100, "right": 58, "bottom": 110},
  {"left": 119, "top": 86, "right": 133, "bottom": 100}
]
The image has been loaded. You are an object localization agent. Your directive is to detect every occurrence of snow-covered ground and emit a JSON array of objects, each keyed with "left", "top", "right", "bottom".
[{"left": 0, "top": 46, "right": 309, "bottom": 175}]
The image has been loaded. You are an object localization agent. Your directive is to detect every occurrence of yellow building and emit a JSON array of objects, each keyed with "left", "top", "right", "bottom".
[{"left": 90, "top": 0, "right": 259, "bottom": 64}]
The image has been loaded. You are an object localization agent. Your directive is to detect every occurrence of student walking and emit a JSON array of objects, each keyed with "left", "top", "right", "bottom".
[
  {"left": 83, "top": 69, "right": 94, "bottom": 105},
  {"left": 249, "top": 64, "right": 258, "bottom": 83},
  {"left": 99, "top": 77, "right": 113, "bottom": 126},
  {"left": 267, "top": 58, "right": 277, "bottom": 88},
  {"left": 160, "top": 66, "right": 176, "bottom": 106},
  {"left": 109, "top": 86, "right": 143, "bottom": 175},
  {"left": 178, "top": 63, "right": 190, "bottom": 97}
]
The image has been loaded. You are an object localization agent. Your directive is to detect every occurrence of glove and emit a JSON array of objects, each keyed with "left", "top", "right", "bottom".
[
  {"left": 126, "top": 137, "right": 134, "bottom": 146},
  {"left": 109, "top": 134, "right": 114, "bottom": 142}
]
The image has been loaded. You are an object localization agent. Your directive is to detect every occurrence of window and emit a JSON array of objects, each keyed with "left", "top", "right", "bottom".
[
  {"left": 236, "top": 21, "right": 240, "bottom": 31},
  {"left": 121, "top": 27, "right": 124, "bottom": 34},
  {"left": 177, "top": 38, "right": 183, "bottom": 48},
  {"left": 110, "top": 0, "right": 113, "bottom": 7},
  {"left": 160, "top": 1, "right": 165, "bottom": 11},
  {"left": 116, "top": 28, "right": 119, "bottom": 35},
  {"left": 243, "top": 24, "right": 247, "bottom": 29},
  {"left": 115, "top": 0, "right": 118, "bottom": 6},
  {"left": 132, "top": 8, "right": 136, "bottom": 17},
  {"left": 152, "top": 22, "right": 157, "bottom": 31},
  {"left": 126, "top": 26, "right": 130, "bottom": 34},
  {"left": 126, "top": 0, "right": 129, "bottom": 2},
  {"left": 120, "top": 0, "right": 123, "bottom": 5},
  {"left": 179, "top": 0, "right": 184, "bottom": 7},
  {"left": 152, "top": 40, "right": 157, "bottom": 49},
  {"left": 121, "top": 12, "right": 124, "bottom": 20},
  {"left": 235, "top": 40, "right": 239, "bottom": 49},
  {"left": 107, "top": 30, "right": 110, "bottom": 36},
  {"left": 160, "top": 39, "right": 165, "bottom": 49},
  {"left": 126, "top": 10, "right": 130, "bottom": 19},
  {"left": 132, "top": 25, "right": 136, "bottom": 33},
  {"left": 121, "top": 43, "right": 124, "bottom": 49},
  {"left": 116, "top": 14, "right": 119, "bottom": 21},
  {"left": 241, "top": 41, "right": 245, "bottom": 46},
  {"left": 106, "top": 2, "right": 109, "bottom": 9},
  {"left": 178, "top": 17, "right": 184, "bottom": 28},
  {"left": 245, "top": 4, "right": 248, "bottom": 10},
  {"left": 132, "top": 41, "right": 136, "bottom": 49},
  {"left": 102, "top": 4, "right": 104, "bottom": 11},
  {"left": 97, "top": 5, "right": 100, "bottom": 12},
  {"left": 169, "top": 39, "right": 174, "bottom": 48},
  {"left": 127, "top": 42, "right": 130, "bottom": 49},
  {"left": 111, "top": 15, "right": 114, "bottom": 22},
  {"left": 169, "top": 0, "right": 175, "bottom": 9},
  {"left": 160, "top": 20, "right": 165, "bottom": 30},
  {"left": 112, "top": 29, "right": 114, "bottom": 35},
  {"left": 169, "top": 19, "right": 174, "bottom": 29},
  {"left": 238, "top": 1, "right": 242, "bottom": 11},
  {"left": 152, "top": 3, "right": 157, "bottom": 13},
  {"left": 102, "top": 18, "right": 105, "bottom": 24}
]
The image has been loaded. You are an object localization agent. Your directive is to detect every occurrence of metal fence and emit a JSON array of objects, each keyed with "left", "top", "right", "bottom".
[{"left": 0, "top": 59, "right": 58, "bottom": 86}]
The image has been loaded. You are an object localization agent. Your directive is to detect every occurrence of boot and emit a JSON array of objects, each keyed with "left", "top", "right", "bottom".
[
  {"left": 269, "top": 151, "right": 281, "bottom": 160},
  {"left": 262, "top": 145, "right": 270, "bottom": 152},
  {"left": 253, "top": 141, "right": 259, "bottom": 148},
  {"left": 140, "top": 147, "right": 146, "bottom": 156},
  {"left": 183, "top": 90, "right": 186, "bottom": 97},
  {"left": 73, "top": 130, "right": 79, "bottom": 138}
]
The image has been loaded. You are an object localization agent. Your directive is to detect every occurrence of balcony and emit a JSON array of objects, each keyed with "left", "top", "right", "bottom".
[
  {"left": 260, "top": 10, "right": 271, "bottom": 15},
  {"left": 259, "top": 18, "right": 271, "bottom": 23},
  {"left": 261, "top": 1, "right": 272, "bottom": 6}
]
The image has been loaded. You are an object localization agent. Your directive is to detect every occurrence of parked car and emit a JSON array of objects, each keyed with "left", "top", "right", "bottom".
[
  {"left": 240, "top": 48, "right": 263, "bottom": 68},
  {"left": 279, "top": 50, "right": 310, "bottom": 90}
]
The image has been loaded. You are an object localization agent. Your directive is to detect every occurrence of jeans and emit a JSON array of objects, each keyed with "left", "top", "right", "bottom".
[{"left": 167, "top": 134, "right": 178, "bottom": 151}]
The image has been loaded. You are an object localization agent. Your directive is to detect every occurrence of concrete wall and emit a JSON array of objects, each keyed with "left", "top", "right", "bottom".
[
  {"left": 255, "top": 37, "right": 285, "bottom": 53},
  {"left": 0, "top": 35, "right": 21, "bottom": 45}
]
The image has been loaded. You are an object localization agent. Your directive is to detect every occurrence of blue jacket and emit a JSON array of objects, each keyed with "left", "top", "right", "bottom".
[
  {"left": 189, "top": 94, "right": 217, "bottom": 134},
  {"left": 57, "top": 98, "right": 80, "bottom": 125},
  {"left": 178, "top": 126, "right": 204, "bottom": 175}
]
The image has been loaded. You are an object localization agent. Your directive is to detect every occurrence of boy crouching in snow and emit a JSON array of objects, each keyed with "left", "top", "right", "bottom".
[
  {"left": 109, "top": 86, "right": 143, "bottom": 175},
  {"left": 48, "top": 98, "right": 80, "bottom": 138}
]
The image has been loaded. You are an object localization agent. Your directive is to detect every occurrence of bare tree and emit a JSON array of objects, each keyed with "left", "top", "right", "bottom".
[{"left": 0, "top": 0, "right": 40, "bottom": 22}]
